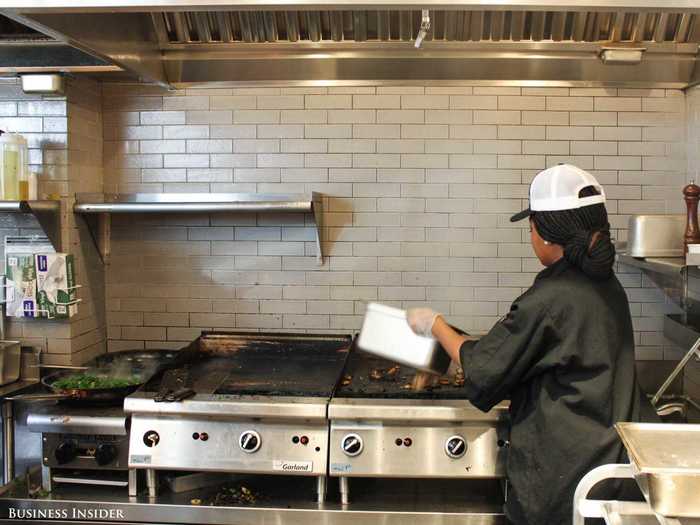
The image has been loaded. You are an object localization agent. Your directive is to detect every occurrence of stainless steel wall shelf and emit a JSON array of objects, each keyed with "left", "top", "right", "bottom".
[
  {"left": 0, "top": 200, "right": 61, "bottom": 252},
  {"left": 617, "top": 253, "right": 687, "bottom": 308},
  {"left": 73, "top": 193, "right": 324, "bottom": 264},
  {"left": 617, "top": 253, "right": 693, "bottom": 348},
  {"left": 617, "top": 253, "right": 686, "bottom": 277}
]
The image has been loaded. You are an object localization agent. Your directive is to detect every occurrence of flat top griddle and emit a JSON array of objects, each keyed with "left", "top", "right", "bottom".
[
  {"left": 143, "top": 333, "right": 352, "bottom": 398},
  {"left": 336, "top": 349, "right": 468, "bottom": 400}
]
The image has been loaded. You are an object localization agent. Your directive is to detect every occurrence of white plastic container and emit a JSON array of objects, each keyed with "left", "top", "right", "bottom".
[
  {"left": 0, "top": 133, "right": 28, "bottom": 201},
  {"left": 28, "top": 171, "right": 38, "bottom": 200},
  {"left": 357, "top": 303, "right": 451, "bottom": 375}
]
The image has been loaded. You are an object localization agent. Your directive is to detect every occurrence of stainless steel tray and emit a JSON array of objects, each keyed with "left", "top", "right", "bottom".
[{"left": 616, "top": 422, "right": 700, "bottom": 518}]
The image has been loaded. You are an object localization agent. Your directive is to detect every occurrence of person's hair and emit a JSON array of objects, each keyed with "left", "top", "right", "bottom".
[{"left": 531, "top": 186, "right": 615, "bottom": 280}]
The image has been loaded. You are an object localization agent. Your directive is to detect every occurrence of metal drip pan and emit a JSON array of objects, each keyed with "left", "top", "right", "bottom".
[{"left": 616, "top": 422, "right": 700, "bottom": 518}]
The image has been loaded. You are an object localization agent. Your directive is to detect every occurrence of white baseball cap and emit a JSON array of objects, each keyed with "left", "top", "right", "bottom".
[{"left": 510, "top": 164, "right": 606, "bottom": 222}]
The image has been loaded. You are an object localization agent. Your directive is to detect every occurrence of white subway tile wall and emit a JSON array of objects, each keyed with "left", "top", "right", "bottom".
[
  {"left": 100, "top": 84, "right": 688, "bottom": 358},
  {"left": 0, "top": 77, "right": 106, "bottom": 366}
]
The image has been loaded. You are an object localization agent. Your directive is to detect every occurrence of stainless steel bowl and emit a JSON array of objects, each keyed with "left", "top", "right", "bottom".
[{"left": 626, "top": 215, "right": 685, "bottom": 257}]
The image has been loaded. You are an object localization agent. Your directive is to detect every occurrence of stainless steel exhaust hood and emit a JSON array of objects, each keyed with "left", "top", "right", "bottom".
[
  {"left": 0, "top": 14, "right": 118, "bottom": 74},
  {"left": 1, "top": 1, "right": 699, "bottom": 88}
]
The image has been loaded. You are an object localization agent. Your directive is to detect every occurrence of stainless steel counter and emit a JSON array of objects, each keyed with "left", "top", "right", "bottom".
[
  {"left": 0, "top": 473, "right": 507, "bottom": 524},
  {"left": 0, "top": 380, "right": 38, "bottom": 399}
]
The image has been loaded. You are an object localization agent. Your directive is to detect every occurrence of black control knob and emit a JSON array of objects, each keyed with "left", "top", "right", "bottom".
[
  {"left": 54, "top": 440, "right": 77, "bottom": 465},
  {"left": 94, "top": 443, "right": 118, "bottom": 466},
  {"left": 445, "top": 435, "right": 467, "bottom": 459},
  {"left": 341, "top": 433, "right": 363, "bottom": 457},
  {"left": 239, "top": 430, "right": 261, "bottom": 453},
  {"left": 143, "top": 431, "right": 160, "bottom": 448}
]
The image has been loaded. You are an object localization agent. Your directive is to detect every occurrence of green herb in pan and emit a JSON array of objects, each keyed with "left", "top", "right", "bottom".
[{"left": 52, "top": 374, "right": 141, "bottom": 390}]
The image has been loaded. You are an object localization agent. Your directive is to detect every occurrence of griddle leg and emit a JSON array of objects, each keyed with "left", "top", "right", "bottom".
[
  {"left": 128, "top": 469, "right": 137, "bottom": 498},
  {"left": 2, "top": 400, "right": 14, "bottom": 484},
  {"left": 146, "top": 469, "right": 157, "bottom": 499},
  {"left": 316, "top": 475, "right": 327, "bottom": 504},
  {"left": 41, "top": 465, "right": 52, "bottom": 493},
  {"left": 339, "top": 476, "right": 350, "bottom": 505}
]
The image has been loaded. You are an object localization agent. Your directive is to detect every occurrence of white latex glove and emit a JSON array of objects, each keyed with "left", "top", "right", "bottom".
[{"left": 406, "top": 308, "right": 441, "bottom": 338}]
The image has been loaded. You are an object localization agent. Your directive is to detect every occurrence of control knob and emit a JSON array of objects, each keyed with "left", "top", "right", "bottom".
[
  {"left": 445, "top": 435, "right": 467, "bottom": 459},
  {"left": 341, "top": 433, "right": 363, "bottom": 457},
  {"left": 143, "top": 431, "right": 160, "bottom": 448},
  {"left": 54, "top": 440, "right": 77, "bottom": 465},
  {"left": 239, "top": 430, "right": 261, "bottom": 453},
  {"left": 94, "top": 443, "right": 118, "bottom": 466}
]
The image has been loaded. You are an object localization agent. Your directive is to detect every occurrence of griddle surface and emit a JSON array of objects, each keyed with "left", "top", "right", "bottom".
[
  {"left": 145, "top": 337, "right": 351, "bottom": 398},
  {"left": 337, "top": 350, "right": 468, "bottom": 400}
]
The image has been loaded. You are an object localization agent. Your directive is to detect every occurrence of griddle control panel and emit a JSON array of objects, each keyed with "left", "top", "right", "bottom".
[
  {"left": 43, "top": 433, "right": 130, "bottom": 470},
  {"left": 329, "top": 422, "right": 505, "bottom": 478},
  {"left": 239, "top": 430, "right": 262, "bottom": 453},
  {"left": 341, "top": 433, "right": 364, "bottom": 457},
  {"left": 445, "top": 435, "right": 468, "bottom": 459}
]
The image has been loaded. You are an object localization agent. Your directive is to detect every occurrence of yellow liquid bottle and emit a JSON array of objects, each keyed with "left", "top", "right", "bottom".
[
  {"left": 3, "top": 150, "right": 18, "bottom": 200},
  {"left": 18, "top": 180, "right": 29, "bottom": 201},
  {"left": 0, "top": 133, "right": 27, "bottom": 201}
]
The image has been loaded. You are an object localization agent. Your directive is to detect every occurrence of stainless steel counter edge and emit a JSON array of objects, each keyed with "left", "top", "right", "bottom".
[
  {"left": 26, "top": 413, "right": 127, "bottom": 435},
  {"left": 0, "top": 498, "right": 506, "bottom": 525},
  {"left": 74, "top": 201, "right": 314, "bottom": 213},
  {"left": 73, "top": 192, "right": 320, "bottom": 214},
  {"left": 328, "top": 398, "right": 509, "bottom": 422},
  {"left": 124, "top": 393, "right": 330, "bottom": 420},
  {"left": 0, "top": 380, "right": 39, "bottom": 399}
]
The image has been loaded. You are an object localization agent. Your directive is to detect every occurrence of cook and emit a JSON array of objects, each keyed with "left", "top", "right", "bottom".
[{"left": 407, "top": 164, "right": 642, "bottom": 525}]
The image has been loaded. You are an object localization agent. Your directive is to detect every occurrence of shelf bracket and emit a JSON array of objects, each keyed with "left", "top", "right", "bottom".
[
  {"left": 79, "top": 212, "right": 110, "bottom": 265},
  {"left": 312, "top": 194, "right": 323, "bottom": 264},
  {"left": 26, "top": 201, "right": 62, "bottom": 253},
  {"left": 0, "top": 201, "right": 62, "bottom": 252}
]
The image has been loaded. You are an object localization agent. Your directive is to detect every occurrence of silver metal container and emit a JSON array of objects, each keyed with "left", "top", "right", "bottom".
[
  {"left": 356, "top": 303, "right": 450, "bottom": 376},
  {"left": 685, "top": 243, "right": 700, "bottom": 266},
  {"left": 626, "top": 215, "right": 685, "bottom": 257},
  {"left": 0, "top": 341, "right": 20, "bottom": 386},
  {"left": 616, "top": 422, "right": 700, "bottom": 518}
]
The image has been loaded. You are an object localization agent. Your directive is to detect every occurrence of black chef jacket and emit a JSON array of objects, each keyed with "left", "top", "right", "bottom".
[{"left": 459, "top": 257, "right": 641, "bottom": 525}]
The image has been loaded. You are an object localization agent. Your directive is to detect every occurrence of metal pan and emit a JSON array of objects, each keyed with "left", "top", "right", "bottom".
[
  {"left": 12, "top": 371, "right": 144, "bottom": 404},
  {"left": 616, "top": 422, "right": 700, "bottom": 518},
  {"left": 9, "top": 348, "right": 188, "bottom": 405}
]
